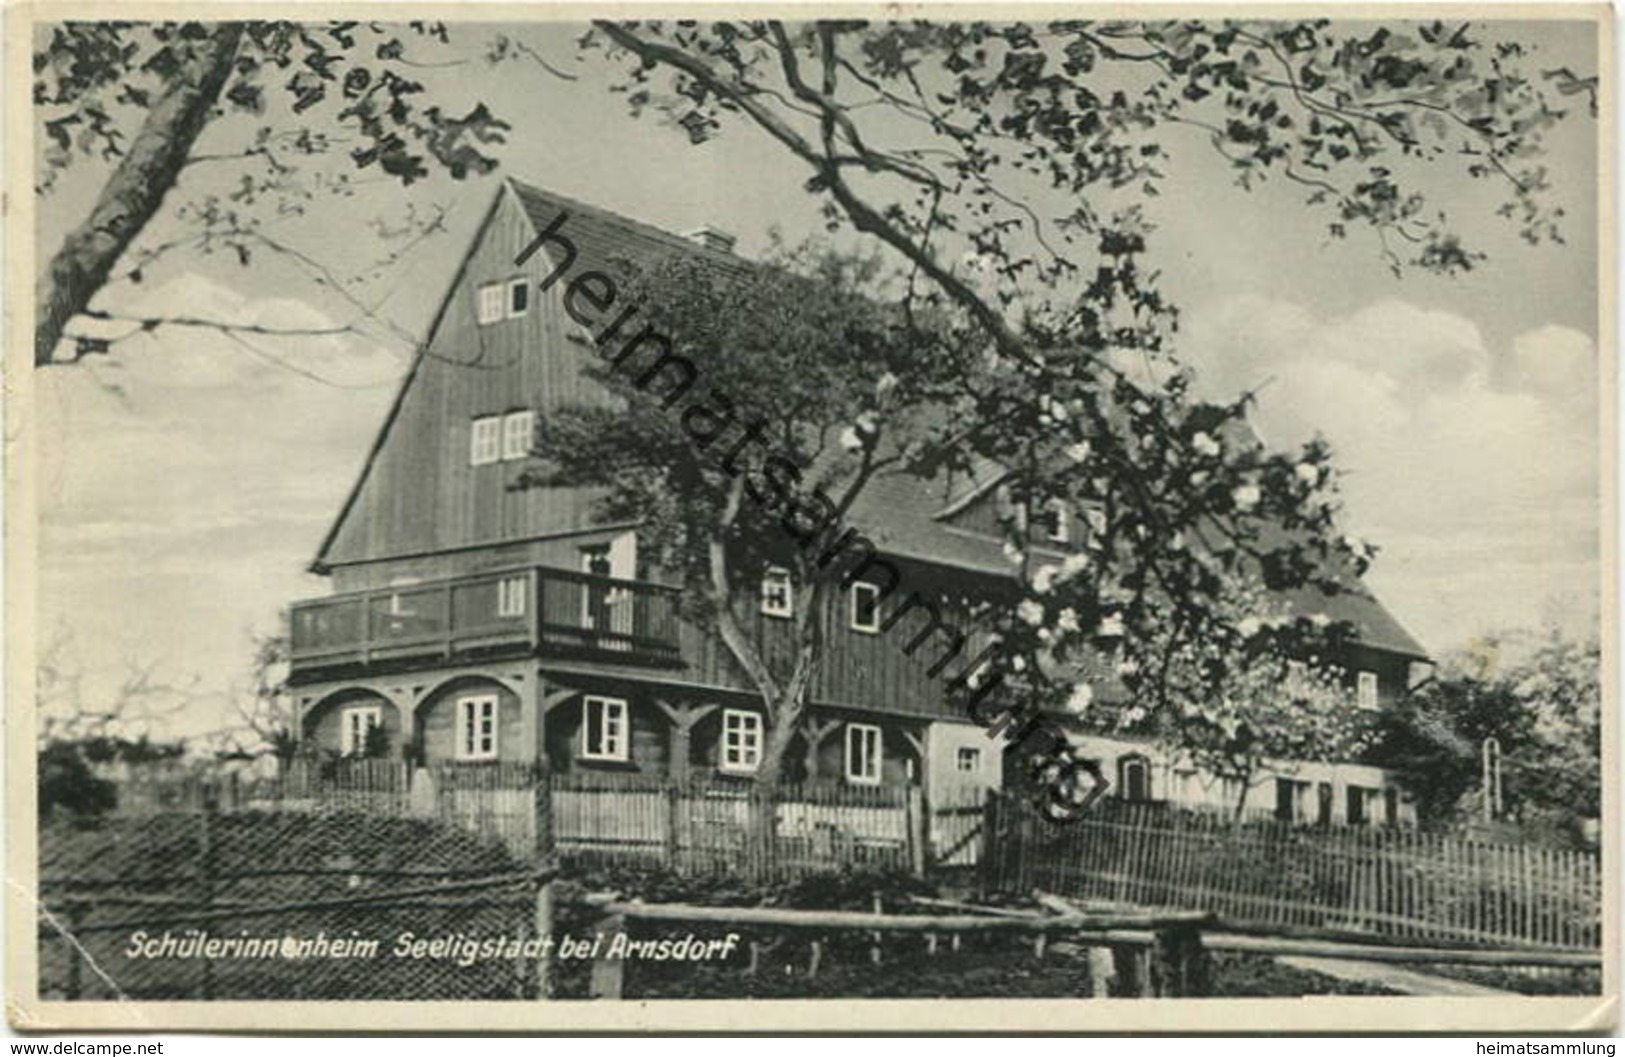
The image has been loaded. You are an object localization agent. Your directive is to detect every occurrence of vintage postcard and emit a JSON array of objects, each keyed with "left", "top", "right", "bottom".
[{"left": 5, "top": 2, "right": 1616, "bottom": 1033}]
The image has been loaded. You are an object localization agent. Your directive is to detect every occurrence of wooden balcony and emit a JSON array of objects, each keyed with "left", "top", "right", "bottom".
[{"left": 288, "top": 566, "right": 684, "bottom": 676}]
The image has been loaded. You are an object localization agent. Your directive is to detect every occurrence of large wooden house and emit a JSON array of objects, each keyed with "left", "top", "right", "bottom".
[{"left": 285, "top": 178, "right": 1430, "bottom": 829}]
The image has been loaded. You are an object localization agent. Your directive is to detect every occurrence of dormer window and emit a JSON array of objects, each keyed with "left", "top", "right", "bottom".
[
  {"left": 478, "top": 278, "right": 529, "bottom": 325},
  {"left": 850, "top": 581, "right": 882, "bottom": 633},
  {"left": 1043, "top": 499, "right": 1071, "bottom": 544}
]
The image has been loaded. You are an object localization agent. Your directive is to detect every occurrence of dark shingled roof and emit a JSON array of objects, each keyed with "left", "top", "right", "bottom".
[{"left": 506, "top": 177, "right": 1430, "bottom": 662}]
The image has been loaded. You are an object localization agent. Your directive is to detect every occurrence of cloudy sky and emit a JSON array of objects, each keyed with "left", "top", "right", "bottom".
[{"left": 34, "top": 19, "right": 1602, "bottom": 740}]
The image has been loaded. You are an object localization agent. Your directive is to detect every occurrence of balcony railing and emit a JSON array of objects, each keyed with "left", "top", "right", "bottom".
[{"left": 288, "top": 566, "right": 684, "bottom": 673}]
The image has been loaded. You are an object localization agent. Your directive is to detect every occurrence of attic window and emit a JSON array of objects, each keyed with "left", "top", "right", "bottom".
[
  {"left": 1043, "top": 499, "right": 1071, "bottom": 544},
  {"left": 1357, "top": 670, "right": 1379, "bottom": 711},
  {"left": 501, "top": 410, "right": 536, "bottom": 461},
  {"left": 477, "top": 283, "right": 505, "bottom": 325},
  {"left": 470, "top": 415, "right": 501, "bottom": 465},
  {"left": 477, "top": 278, "right": 528, "bottom": 325}
]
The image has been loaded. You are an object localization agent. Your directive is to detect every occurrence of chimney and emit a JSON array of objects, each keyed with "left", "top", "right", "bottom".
[{"left": 685, "top": 225, "right": 737, "bottom": 255}]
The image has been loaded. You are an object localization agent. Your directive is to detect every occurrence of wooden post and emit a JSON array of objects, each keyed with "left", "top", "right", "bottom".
[
  {"left": 665, "top": 783, "right": 682, "bottom": 870},
  {"left": 1152, "top": 925, "right": 1210, "bottom": 997},
  {"left": 589, "top": 913, "right": 626, "bottom": 999},
  {"left": 1111, "top": 943, "right": 1151, "bottom": 997},
  {"left": 907, "top": 785, "right": 928, "bottom": 877},
  {"left": 978, "top": 791, "right": 999, "bottom": 897},
  {"left": 531, "top": 769, "right": 552, "bottom": 863},
  {"left": 531, "top": 878, "right": 556, "bottom": 999},
  {"left": 198, "top": 789, "right": 217, "bottom": 1000},
  {"left": 1087, "top": 945, "right": 1116, "bottom": 997},
  {"left": 869, "top": 894, "right": 883, "bottom": 965}
]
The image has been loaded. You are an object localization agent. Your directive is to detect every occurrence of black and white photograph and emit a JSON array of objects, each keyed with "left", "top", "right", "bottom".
[{"left": 8, "top": 5, "right": 1614, "bottom": 1033}]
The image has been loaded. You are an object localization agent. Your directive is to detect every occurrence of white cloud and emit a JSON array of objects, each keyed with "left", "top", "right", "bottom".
[
  {"left": 1183, "top": 296, "right": 1600, "bottom": 653},
  {"left": 37, "top": 273, "right": 405, "bottom": 733}
]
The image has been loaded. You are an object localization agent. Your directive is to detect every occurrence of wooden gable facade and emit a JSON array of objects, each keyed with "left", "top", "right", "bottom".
[{"left": 314, "top": 183, "right": 622, "bottom": 592}]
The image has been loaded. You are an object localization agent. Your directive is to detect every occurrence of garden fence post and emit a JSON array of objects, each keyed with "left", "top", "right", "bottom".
[
  {"left": 198, "top": 789, "right": 218, "bottom": 1000},
  {"left": 1151, "top": 924, "right": 1210, "bottom": 997},
  {"left": 1087, "top": 943, "right": 1116, "bottom": 997},
  {"left": 589, "top": 912, "right": 626, "bottom": 999},
  {"left": 1111, "top": 942, "right": 1151, "bottom": 997},
  {"left": 531, "top": 769, "right": 556, "bottom": 1000},
  {"left": 908, "top": 786, "right": 927, "bottom": 877},
  {"left": 979, "top": 792, "right": 998, "bottom": 896},
  {"left": 533, "top": 878, "right": 555, "bottom": 1000},
  {"left": 665, "top": 783, "right": 680, "bottom": 870}
]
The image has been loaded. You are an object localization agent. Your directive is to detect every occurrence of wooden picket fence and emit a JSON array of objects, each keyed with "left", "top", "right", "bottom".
[
  {"left": 112, "top": 759, "right": 545, "bottom": 861},
  {"left": 983, "top": 796, "right": 1602, "bottom": 951},
  {"left": 551, "top": 772, "right": 926, "bottom": 879},
  {"left": 111, "top": 763, "right": 926, "bottom": 880}
]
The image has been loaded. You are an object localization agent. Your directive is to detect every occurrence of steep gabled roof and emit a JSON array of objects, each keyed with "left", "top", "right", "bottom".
[
  {"left": 509, "top": 180, "right": 752, "bottom": 279},
  {"left": 313, "top": 176, "right": 1428, "bottom": 661}
]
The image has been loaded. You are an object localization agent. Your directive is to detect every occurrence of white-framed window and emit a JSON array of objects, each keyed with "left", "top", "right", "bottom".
[
  {"left": 477, "top": 282, "right": 506, "bottom": 325},
  {"left": 1347, "top": 784, "right": 1376, "bottom": 826},
  {"left": 1044, "top": 499, "right": 1071, "bottom": 544},
  {"left": 1119, "top": 755, "right": 1152, "bottom": 801},
  {"left": 850, "top": 581, "right": 882, "bottom": 633},
  {"left": 720, "top": 709, "right": 763, "bottom": 773},
  {"left": 507, "top": 278, "right": 529, "bottom": 319},
  {"left": 845, "top": 723, "right": 881, "bottom": 785},
  {"left": 581, "top": 696, "right": 628, "bottom": 762},
  {"left": 497, "top": 575, "right": 527, "bottom": 618},
  {"left": 955, "top": 746, "right": 982, "bottom": 774},
  {"left": 1356, "top": 670, "right": 1379, "bottom": 711},
  {"left": 456, "top": 695, "right": 499, "bottom": 761},
  {"left": 469, "top": 415, "right": 501, "bottom": 465},
  {"left": 501, "top": 409, "right": 536, "bottom": 461},
  {"left": 760, "top": 566, "right": 793, "bottom": 618},
  {"left": 341, "top": 706, "right": 382, "bottom": 757}
]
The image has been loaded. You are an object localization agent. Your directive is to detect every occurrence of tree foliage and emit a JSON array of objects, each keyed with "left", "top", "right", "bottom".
[
  {"left": 527, "top": 243, "right": 973, "bottom": 784},
  {"left": 1375, "top": 627, "right": 1601, "bottom": 837},
  {"left": 1098, "top": 578, "right": 1374, "bottom": 815},
  {"left": 33, "top": 19, "right": 524, "bottom": 365},
  {"left": 581, "top": 19, "right": 1586, "bottom": 773}
]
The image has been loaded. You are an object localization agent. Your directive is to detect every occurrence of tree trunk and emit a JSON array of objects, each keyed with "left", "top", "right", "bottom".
[
  {"left": 35, "top": 23, "right": 243, "bottom": 366},
  {"left": 1231, "top": 769, "right": 1253, "bottom": 824}
]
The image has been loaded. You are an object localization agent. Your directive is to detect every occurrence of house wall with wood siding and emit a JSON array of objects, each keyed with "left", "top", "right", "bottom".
[
  {"left": 302, "top": 687, "right": 402, "bottom": 752},
  {"left": 418, "top": 675, "right": 525, "bottom": 764}
]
